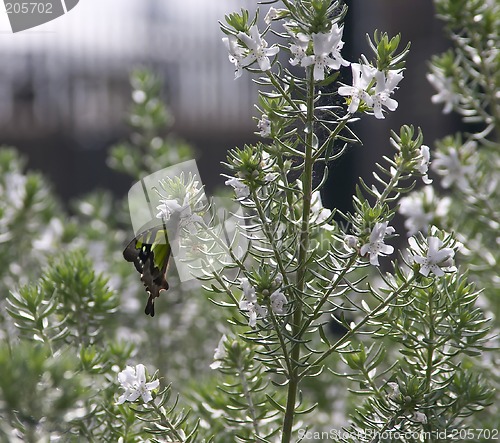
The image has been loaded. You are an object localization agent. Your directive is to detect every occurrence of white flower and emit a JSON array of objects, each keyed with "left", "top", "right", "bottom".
[
  {"left": 410, "top": 236, "right": 456, "bottom": 277},
  {"left": 399, "top": 187, "right": 451, "bottom": 236},
  {"left": 238, "top": 25, "right": 279, "bottom": 72},
  {"left": 116, "top": 364, "right": 159, "bottom": 405},
  {"left": 156, "top": 194, "right": 203, "bottom": 234},
  {"left": 289, "top": 33, "right": 310, "bottom": 66},
  {"left": 222, "top": 34, "right": 245, "bottom": 79},
  {"left": 301, "top": 25, "right": 349, "bottom": 81},
  {"left": 270, "top": 289, "right": 287, "bottom": 314},
  {"left": 258, "top": 114, "right": 272, "bottom": 137},
  {"left": 264, "top": 7, "right": 287, "bottom": 24},
  {"left": 431, "top": 143, "right": 476, "bottom": 190},
  {"left": 338, "top": 62, "right": 376, "bottom": 113},
  {"left": 239, "top": 278, "right": 267, "bottom": 327},
  {"left": 427, "top": 70, "right": 459, "bottom": 114},
  {"left": 210, "top": 334, "right": 227, "bottom": 370},
  {"left": 418, "top": 145, "right": 432, "bottom": 184},
  {"left": 360, "top": 221, "right": 395, "bottom": 266},
  {"left": 225, "top": 177, "right": 250, "bottom": 199},
  {"left": 311, "top": 190, "right": 334, "bottom": 230},
  {"left": 372, "top": 70, "right": 403, "bottom": 119}
]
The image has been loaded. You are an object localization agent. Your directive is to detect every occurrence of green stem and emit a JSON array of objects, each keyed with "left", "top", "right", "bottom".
[
  {"left": 152, "top": 400, "right": 186, "bottom": 442},
  {"left": 301, "top": 275, "right": 416, "bottom": 379},
  {"left": 424, "top": 288, "right": 435, "bottom": 391},
  {"left": 281, "top": 66, "right": 316, "bottom": 443},
  {"left": 237, "top": 355, "right": 260, "bottom": 436}
]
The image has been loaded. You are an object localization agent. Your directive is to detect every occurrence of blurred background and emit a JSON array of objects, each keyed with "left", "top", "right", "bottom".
[{"left": 0, "top": 0, "right": 459, "bottom": 209}]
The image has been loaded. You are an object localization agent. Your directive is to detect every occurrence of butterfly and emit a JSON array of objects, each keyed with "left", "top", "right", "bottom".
[{"left": 123, "top": 223, "right": 172, "bottom": 317}]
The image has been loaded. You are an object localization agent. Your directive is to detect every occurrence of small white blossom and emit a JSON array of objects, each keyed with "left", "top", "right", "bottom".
[
  {"left": 239, "top": 278, "right": 267, "bottom": 327},
  {"left": 338, "top": 62, "right": 376, "bottom": 113},
  {"left": 210, "top": 334, "right": 227, "bottom": 370},
  {"left": 311, "top": 190, "right": 334, "bottom": 230},
  {"left": 258, "top": 114, "right": 272, "bottom": 137},
  {"left": 238, "top": 25, "right": 279, "bottom": 72},
  {"left": 360, "top": 221, "right": 395, "bottom": 266},
  {"left": 116, "top": 364, "right": 159, "bottom": 405},
  {"left": 418, "top": 145, "right": 432, "bottom": 184},
  {"left": 399, "top": 187, "right": 451, "bottom": 236},
  {"left": 225, "top": 177, "right": 250, "bottom": 199},
  {"left": 410, "top": 236, "right": 456, "bottom": 277},
  {"left": 264, "top": 7, "right": 287, "bottom": 24},
  {"left": 301, "top": 25, "right": 350, "bottom": 81},
  {"left": 431, "top": 142, "right": 476, "bottom": 190},
  {"left": 270, "top": 289, "right": 287, "bottom": 314},
  {"left": 427, "top": 70, "right": 459, "bottom": 114},
  {"left": 156, "top": 194, "right": 203, "bottom": 234},
  {"left": 372, "top": 70, "right": 403, "bottom": 119},
  {"left": 222, "top": 34, "right": 245, "bottom": 79},
  {"left": 289, "top": 32, "right": 310, "bottom": 66}
]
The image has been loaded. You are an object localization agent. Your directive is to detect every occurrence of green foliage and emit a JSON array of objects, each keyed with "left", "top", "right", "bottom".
[{"left": 0, "top": 1, "right": 498, "bottom": 440}]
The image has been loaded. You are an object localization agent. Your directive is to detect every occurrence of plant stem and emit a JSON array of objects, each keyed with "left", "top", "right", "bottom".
[
  {"left": 237, "top": 355, "right": 260, "bottom": 436},
  {"left": 281, "top": 67, "right": 316, "bottom": 443}
]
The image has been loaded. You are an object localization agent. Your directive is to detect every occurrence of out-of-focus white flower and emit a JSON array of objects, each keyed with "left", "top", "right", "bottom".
[
  {"left": 210, "top": 334, "right": 227, "bottom": 370},
  {"left": 338, "top": 62, "right": 376, "bottom": 113},
  {"left": 238, "top": 25, "right": 279, "bottom": 72},
  {"left": 301, "top": 25, "right": 349, "bottom": 81},
  {"left": 360, "top": 221, "right": 395, "bottom": 266},
  {"left": 222, "top": 34, "right": 245, "bottom": 79},
  {"left": 410, "top": 236, "right": 456, "bottom": 277},
  {"left": 257, "top": 114, "right": 272, "bottom": 137},
  {"left": 4, "top": 172, "right": 27, "bottom": 209},
  {"left": 289, "top": 32, "right": 310, "bottom": 66},
  {"left": 399, "top": 187, "right": 450, "bottom": 236},
  {"left": 225, "top": 177, "right": 250, "bottom": 199},
  {"left": 372, "top": 70, "right": 403, "bottom": 119},
  {"left": 116, "top": 364, "right": 159, "bottom": 404},
  {"left": 311, "top": 190, "right": 334, "bottom": 230},
  {"left": 431, "top": 142, "right": 476, "bottom": 190},
  {"left": 239, "top": 278, "right": 267, "bottom": 327},
  {"left": 270, "top": 289, "right": 287, "bottom": 314},
  {"left": 33, "top": 218, "right": 64, "bottom": 252},
  {"left": 427, "top": 70, "right": 459, "bottom": 114},
  {"left": 418, "top": 145, "right": 432, "bottom": 184}
]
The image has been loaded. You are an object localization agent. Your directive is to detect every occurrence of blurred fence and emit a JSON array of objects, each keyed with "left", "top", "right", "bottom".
[{"left": 0, "top": 0, "right": 258, "bottom": 138}]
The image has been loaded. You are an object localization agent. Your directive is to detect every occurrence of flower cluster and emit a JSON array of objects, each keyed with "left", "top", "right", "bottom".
[
  {"left": 338, "top": 62, "right": 403, "bottom": 119},
  {"left": 222, "top": 25, "right": 279, "bottom": 79},
  {"left": 239, "top": 277, "right": 287, "bottom": 328},
  {"left": 222, "top": 11, "right": 406, "bottom": 132}
]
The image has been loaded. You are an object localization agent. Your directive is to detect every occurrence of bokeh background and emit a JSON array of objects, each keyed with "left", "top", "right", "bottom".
[{"left": 0, "top": 0, "right": 460, "bottom": 210}]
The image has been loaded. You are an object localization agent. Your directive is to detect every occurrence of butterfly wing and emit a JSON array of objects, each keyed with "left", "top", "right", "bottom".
[{"left": 123, "top": 225, "right": 171, "bottom": 317}]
